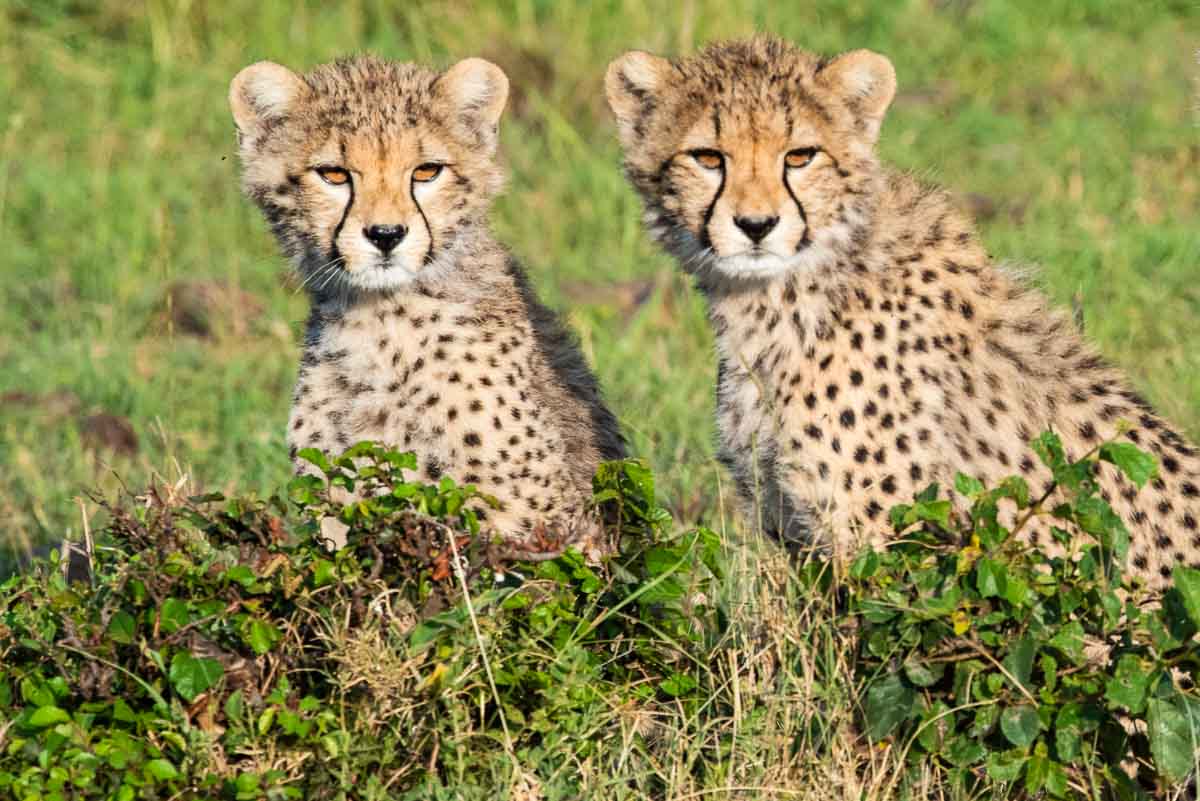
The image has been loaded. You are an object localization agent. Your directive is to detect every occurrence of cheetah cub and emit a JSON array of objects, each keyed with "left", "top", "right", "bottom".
[
  {"left": 231, "top": 55, "right": 624, "bottom": 553},
  {"left": 607, "top": 36, "right": 1200, "bottom": 589}
]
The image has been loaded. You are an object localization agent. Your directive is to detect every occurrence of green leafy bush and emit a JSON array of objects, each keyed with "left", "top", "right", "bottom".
[
  {"left": 2, "top": 434, "right": 1197, "bottom": 800},
  {"left": 0, "top": 445, "right": 725, "bottom": 799},
  {"left": 848, "top": 432, "right": 1200, "bottom": 798}
]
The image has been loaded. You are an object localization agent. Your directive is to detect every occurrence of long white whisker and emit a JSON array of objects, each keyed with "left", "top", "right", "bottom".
[
  {"left": 317, "top": 259, "right": 346, "bottom": 293},
  {"left": 309, "top": 262, "right": 339, "bottom": 290},
  {"left": 297, "top": 262, "right": 330, "bottom": 291},
  {"left": 298, "top": 255, "right": 346, "bottom": 295},
  {"left": 303, "top": 261, "right": 331, "bottom": 285}
]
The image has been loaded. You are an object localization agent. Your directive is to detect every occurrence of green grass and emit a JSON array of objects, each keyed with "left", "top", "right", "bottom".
[{"left": 0, "top": 1, "right": 1197, "bottom": 562}]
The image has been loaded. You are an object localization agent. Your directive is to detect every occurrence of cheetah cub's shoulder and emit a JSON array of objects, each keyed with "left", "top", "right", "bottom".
[
  {"left": 607, "top": 36, "right": 1200, "bottom": 590},
  {"left": 231, "top": 55, "right": 624, "bottom": 554}
]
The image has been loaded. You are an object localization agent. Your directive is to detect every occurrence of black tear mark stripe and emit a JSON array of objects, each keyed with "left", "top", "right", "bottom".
[
  {"left": 700, "top": 154, "right": 726, "bottom": 250},
  {"left": 329, "top": 164, "right": 357, "bottom": 270},
  {"left": 781, "top": 164, "right": 808, "bottom": 252},
  {"left": 413, "top": 162, "right": 435, "bottom": 265}
]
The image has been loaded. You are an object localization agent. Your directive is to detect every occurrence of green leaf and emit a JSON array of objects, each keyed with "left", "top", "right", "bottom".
[
  {"left": 1105, "top": 655, "right": 1154, "bottom": 714},
  {"left": 223, "top": 565, "right": 257, "bottom": 589},
  {"left": 20, "top": 677, "right": 55, "bottom": 707},
  {"left": 243, "top": 619, "right": 281, "bottom": 655},
  {"left": 1073, "top": 496, "right": 1130, "bottom": 564},
  {"left": 111, "top": 698, "right": 135, "bottom": 723},
  {"left": 1002, "top": 573, "right": 1031, "bottom": 607},
  {"left": 1025, "top": 752, "right": 1050, "bottom": 793},
  {"left": 995, "top": 476, "right": 1032, "bottom": 508},
  {"left": 159, "top": 598, "right": 190, "bottom": 634},
  {"left": 236, "top": 771, "right": 263, "bottom": 798},
  {"left": 1026, "top": 753, "right": 1067, "bottom": 797},
  {"left": 1147, "top": 696, "right": 1200, "bottom": 783},
  {"left": 955, "top": 473, "right": 985, "bottom": 497},
  {"left": 107, "top": 611, "right": 136, "bottom": 645},
  {"left": 384, "top": 450, "right": 418, "bottom": 470},
  {"left": 643, "top": 547, "right": 684, "bottom": 578},
  {"left": 1031, "top": 431, "right": 1066, "bottom": 472},
  {"left": 1172, "top": 564, "right": 1200, "bottom": 629},
  {"left": 622, "top": 460, "right": 657, "bottom": 505},
  {"left": 225, "top": 690, "right": 244, "bottom": 722},
  {"left": 1002, "top": 636, "right": 1036, "bottom": 693},
  {"left": 1043, "top": 760, "right": 1068, "bottom": 797},
  {"left": 659, "top": 672, "right": 697, "bottom": 697},
  {"left": 946, "top": 736, "right": 986, "bottom": 767},
  {"left": 864, "top": 674, "right": 915, "bottom": 741},
  {"left": 903, "top": 658, "right": 944, "bottom": 688},
  {"left": 144, "top": 758, "right": 179, "bottom": 782},
  {"left": 408, "top": 610, "right": 463, "bottom": 653},
  {"left": 638, "top": 574, "right": 686, "bottom": 605},
  {"left": 907, "top": 500, "right": 952, "bottom": 528},
  {"left": 976, "top": 558, "right": 1006, "bottom": 599},
  {"left": 970, "top": 704, "right": 999, "bottom": 738},
  {"left": 311, "top": 559, "right": 336, "bottom": 588},
  {"left": 915, "top": 483, "right": 941, "bottom": 503},
  {"left": 1040, "top": 653, "right": 1059, "bottom": 693},
  {"left": 1000, "top": 705, "right": 1040, "bottom": 749},
  {"left": 849, "top": 550, "right": 879, "bottom": 580},
  {"left": 888, "top": 503, "right": 913, "bottom": 528},
  {"left": 914, "top": 585, "right": 961, "bottom": 619},
  {"left": 296, "top": 447, "right": 332, "bottom": 475},
  {"left": 1102, "top": 590, "right": 1123, "bottom": 628},
  {"left": 986, "top": 749, "right": 1028, "bottom": 782},
  {"left": 1052, "top": 703, "right": 1097, "bottom": 764},
  {"left": 916, "top": 701, "right": 953, "bottom": 753},
  {"left": 287, "top": 474, "right": 324, "bottom": 505},
  {"left": 1099, "top": 442, "right": 1158, "bottom": 488},
  {"left": 28, "top": 705, "right": 70, "bottom": 728},
  {"left": 169, "top": 652, "right": 224, "bottom": 703},
  {"left": 1048, "top": 621, "right": 1085, "bottom": 665}
]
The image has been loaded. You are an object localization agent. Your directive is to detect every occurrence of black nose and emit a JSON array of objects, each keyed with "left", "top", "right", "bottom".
[
  {"left": 734, "top": 215, "right": 779, "bottom": 244},
  {"left": 364, "top": 224, "right": 407, "bottom": 254}
]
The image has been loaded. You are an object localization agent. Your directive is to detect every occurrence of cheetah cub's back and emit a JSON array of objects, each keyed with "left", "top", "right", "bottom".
[
  {"left": 606, "top": 36, "right": 1200, "bottom": 590},
  {"left": 231, "top": 55, "right": 624, "bottom": 554}
]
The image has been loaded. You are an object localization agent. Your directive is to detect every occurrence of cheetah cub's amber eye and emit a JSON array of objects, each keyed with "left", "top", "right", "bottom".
[
  {"left": 412, "top": 163, "right": 444, "bottom": 183},
  {"left": 691, "top": 150, "right": 724, "bottom": 170},
  {"left": 785, "top": 148, "right": 819, "bottom": 169},
  {"left": 316, "top": 166, "right": 350, "bottom": 186}
]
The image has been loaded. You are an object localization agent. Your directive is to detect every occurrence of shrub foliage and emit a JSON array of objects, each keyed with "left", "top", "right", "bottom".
[
  {"left": 849, "top": 432, "right": 1200, "bottom": 798},
  {"left": 1, "top": 435, "right": 1198, "bottom": 799},
  {"left": 0, "top": 446, "right": 723, "bottom": 799}
]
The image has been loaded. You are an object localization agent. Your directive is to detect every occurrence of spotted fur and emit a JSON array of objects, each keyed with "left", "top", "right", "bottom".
[
  {"left": 232, "top": 55, "right": 624, "bottom": 552},
  {"left": 607, "top": 37, "right": 1200, "bottom": 589}
]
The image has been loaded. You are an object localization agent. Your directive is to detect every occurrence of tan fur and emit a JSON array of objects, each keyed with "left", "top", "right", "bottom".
[
  {"left": 608, "top": 37, "right": 1200, "bottom": 590},
  {"left": 232, "top": 55, "right": 624, "bottom": 553}
]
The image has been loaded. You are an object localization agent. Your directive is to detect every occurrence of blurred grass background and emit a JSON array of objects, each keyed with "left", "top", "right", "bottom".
[{"left": 0, "top": 0, "right": 1196, "bottom": 568}]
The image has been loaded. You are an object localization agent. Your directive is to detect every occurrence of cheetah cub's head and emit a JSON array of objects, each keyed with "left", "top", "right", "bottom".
[
  {"left": 230, "top": 56, "right": 508, "bottom": 294},
  {"left": 606, "top": 37, "right": 895, "bottom": 284}
]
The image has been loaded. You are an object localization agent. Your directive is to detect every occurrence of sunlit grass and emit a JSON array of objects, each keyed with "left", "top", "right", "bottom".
[{"left": 0, "top": 0, "right": 1197, "bottom": 570}]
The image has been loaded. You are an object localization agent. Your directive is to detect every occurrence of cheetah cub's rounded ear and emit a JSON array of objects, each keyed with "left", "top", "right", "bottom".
[
  {"left": 816, "top": 49, "right": 896, "bottom": 144},
  {"left": 229, "top": 61, "right": 307, "bottom": 139},
  {"left": 436, "top": 58, "right": 509, "bottom": 154},
  {"left": 605, "top": 50, "right": 672, "bottom": 148}
]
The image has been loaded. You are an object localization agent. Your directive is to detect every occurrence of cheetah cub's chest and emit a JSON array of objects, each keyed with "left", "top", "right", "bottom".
[
  {"left": 288, "top": 294, "right": 577, "bottom": 538},
  {"left": 712, "top": 279, "right": 957, "bottom": 550}
]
